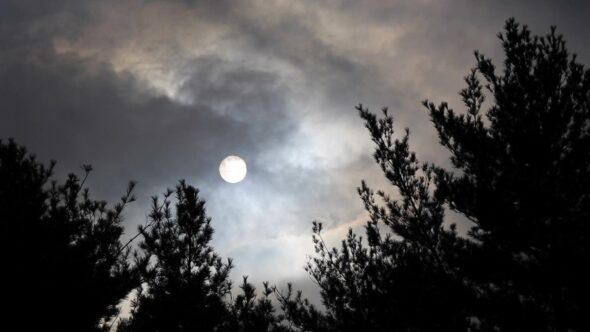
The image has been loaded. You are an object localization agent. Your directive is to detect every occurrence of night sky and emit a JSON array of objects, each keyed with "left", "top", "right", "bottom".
[{"left": 2, "top": 0, "right": 590, "bottom": 307}]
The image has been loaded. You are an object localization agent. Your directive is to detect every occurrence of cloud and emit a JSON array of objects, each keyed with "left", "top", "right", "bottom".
[{"left": 2, "top": 0, "right": 590, "bottom": 302}]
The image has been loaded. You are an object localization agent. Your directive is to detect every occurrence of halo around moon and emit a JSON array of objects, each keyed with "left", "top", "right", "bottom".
[{"left": 219, "top": 155, "right": 247, "bottom": 183}]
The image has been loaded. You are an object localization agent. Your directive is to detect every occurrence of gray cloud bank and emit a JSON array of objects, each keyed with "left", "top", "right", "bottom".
[{"left": 2, "top": 0, "right": 589, "bottom": 304}]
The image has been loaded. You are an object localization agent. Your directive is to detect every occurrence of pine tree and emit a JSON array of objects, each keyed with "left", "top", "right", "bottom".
[
  {"left": 224, "top": 277, "right": 291, "bottom": 332},
  {"left": 118, "top": 181, "right": 234, "bottom": 331},
  {"left": 0, "top": 139, "right": 138, "bottom": 331},
  {"left": 426, "top": 18, "right": 590, "bottom": 331},
  {"left": 285, "top": 107, "right": 471, "bottom": 331},
  {"left": 279, "top": 18, "right": 590, "bottom": 332}
]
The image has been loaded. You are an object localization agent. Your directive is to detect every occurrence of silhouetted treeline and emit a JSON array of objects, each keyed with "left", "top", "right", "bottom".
[
  {"left": 116, "top": 182, "right": 288, "bottom": 332},
  {"left": 0, "top": 140, "right": 137, "bottom": 331},
  {"left": 1, "top": 18, "right": 588, "bottom": 331},
  {"left": 275, "top": 19, "right": 590, "bottom": 332},
  {"left": 0, "top": 140, "right": 287, "bottom": 331}
]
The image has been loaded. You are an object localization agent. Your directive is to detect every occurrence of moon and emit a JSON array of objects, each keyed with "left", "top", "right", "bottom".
[{"left": 219, "top": 156, "right": 247, "bottom": 183}]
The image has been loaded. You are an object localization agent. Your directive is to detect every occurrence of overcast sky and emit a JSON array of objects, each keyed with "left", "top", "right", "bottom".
[{"left": 2, "top": 0, "right": 590, "bottom": 306}]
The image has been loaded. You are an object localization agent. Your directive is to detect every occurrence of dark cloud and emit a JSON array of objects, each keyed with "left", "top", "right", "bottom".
[
  {"left": 178, "top": 56, "right": 294, "bottom": 131},
  {"left": 1, "top": 53, "right": 247, "bottom": 197},
  {"left": 0, "top": 3, "right": 297, "bottom": 244},
  {"left": 2, "top": 0, "right": 590, "bottom": 307}
]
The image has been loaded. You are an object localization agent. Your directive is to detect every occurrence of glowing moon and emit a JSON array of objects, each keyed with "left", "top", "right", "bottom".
[{"left": 219, "top": 156, "right": 247, "bottom": 183}]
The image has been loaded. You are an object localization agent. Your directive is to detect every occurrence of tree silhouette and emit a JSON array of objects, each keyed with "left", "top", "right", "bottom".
[
  {"left": 1, "top": 139, "right": 286, "bottom": 331},
  {"left": 117, "top": 181, "right": 233, "bottom": 331},
  {"left": 118, "top": 181, "right": 293, "bottom": 332},
  {"left": 224, "top": 276, "right": 292, "bottom": 332},
  {"left": 426, "top": 18, "right": 590, "bottom": 331},
  {"left": 278, "top": 18, "right": 590, "bottom": 332},
  {"left": 0, "top": 139, "right": 138, "bottom": 331}
]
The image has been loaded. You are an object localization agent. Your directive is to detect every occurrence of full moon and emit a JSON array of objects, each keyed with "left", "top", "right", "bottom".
[{"left": 219, "top": 156, "right": 247, "bottom": 183}]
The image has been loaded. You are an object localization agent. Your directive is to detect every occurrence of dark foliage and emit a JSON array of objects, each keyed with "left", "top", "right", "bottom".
[
  {"left": 117, "top": 180, "right": 293, "bottom": 332},
  {"left": 278, "top": 19, "right": 590, "bottom": 332},
  {"left": 0, "top": 139, "right": 286, "bottom": 331},
  {"left": 0, "top": 139, "right": 138, "bottom": 331},
  {"left": 426, "top": 18, "right": 590, "bottom": 331},
  {"left": 117, "top": 181, "right": 233, "bottom": 331},
  {"left": 225, "top": 277, "right": 292, "bottom": 332}
]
